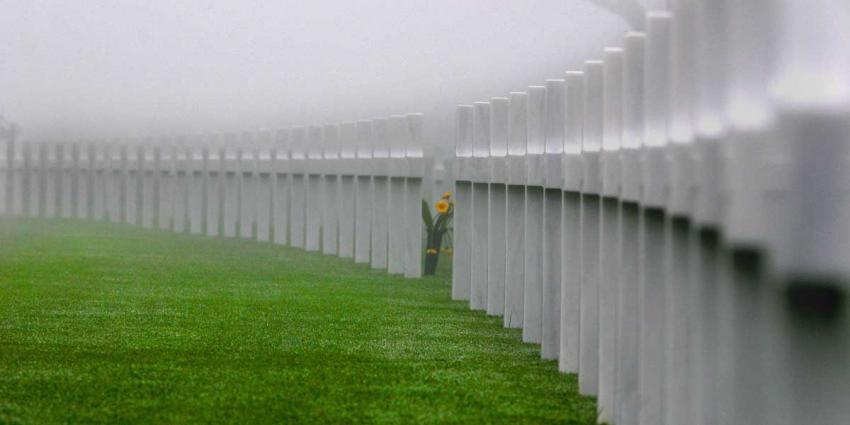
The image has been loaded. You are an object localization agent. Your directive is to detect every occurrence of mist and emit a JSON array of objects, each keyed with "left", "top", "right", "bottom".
[{"left": 0, "top": 0, "right": 663, "bottom": 153}]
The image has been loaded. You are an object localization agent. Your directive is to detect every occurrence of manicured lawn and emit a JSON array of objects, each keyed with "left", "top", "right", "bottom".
[{"left": 0, "top": 218, "right": 597, "bottom": 424}]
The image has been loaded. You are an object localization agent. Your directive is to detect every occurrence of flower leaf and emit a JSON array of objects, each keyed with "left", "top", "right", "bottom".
[{"left": 422, "top": 199, "right": 434, "bottom": 233}]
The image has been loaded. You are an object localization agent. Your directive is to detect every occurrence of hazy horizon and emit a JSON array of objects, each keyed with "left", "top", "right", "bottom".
[{"left": 0, "top": 1, "right": 664, "bottom": 151}]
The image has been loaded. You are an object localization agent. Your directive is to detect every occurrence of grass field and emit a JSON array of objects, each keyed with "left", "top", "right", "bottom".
[{"left": 0, "top": 218, "right": 597, "bottom": 424}]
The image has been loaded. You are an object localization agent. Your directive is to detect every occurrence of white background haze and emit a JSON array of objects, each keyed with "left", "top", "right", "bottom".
[{"left": 0, "top": 0, "right": 665, "bottom": 155}]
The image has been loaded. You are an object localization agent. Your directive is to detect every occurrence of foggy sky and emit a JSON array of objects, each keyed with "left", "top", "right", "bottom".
[{"left": 0, "top": 0, "right": 665, "bottom": 150}]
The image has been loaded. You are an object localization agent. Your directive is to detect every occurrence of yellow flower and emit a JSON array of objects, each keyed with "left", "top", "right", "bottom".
[
  {"left": 426, "top": 248, "right": 438, "bottom": 255},
  {"left": 441, "top": 248, "right": 453, "bottom": 254},
  {"left": 441, "top": 191, "right": 452, "bottom": 199},
  {"left": 435, "top": 200, "right": 450, "bottom": 214}
]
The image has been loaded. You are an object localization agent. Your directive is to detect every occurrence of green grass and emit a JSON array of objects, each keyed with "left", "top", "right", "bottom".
[{"left": 0, "top": 218, "right": 597, "bottom": 424}]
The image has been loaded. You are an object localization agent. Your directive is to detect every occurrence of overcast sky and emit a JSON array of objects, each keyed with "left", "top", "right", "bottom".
[{"left": 0, "top": 0, "right": 664, "bottom": 149}]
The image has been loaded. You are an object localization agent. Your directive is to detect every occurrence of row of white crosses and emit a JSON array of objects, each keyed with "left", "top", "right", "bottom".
[
  {"left": 453, "top": 1, "right": 849, "bottom": 425},
  {"left": 0, "top": 114, "right": 427, "bottom": 278}
]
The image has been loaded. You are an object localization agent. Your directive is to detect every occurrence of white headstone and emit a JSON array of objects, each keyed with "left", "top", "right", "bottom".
[
  {"left": 304, "top": 125, "right": 323, "bottom": 251},
  {"left": 452, "top": 105, "right": 474, "bottom": 300},
  {"left": 579, "top": 61, "right": 603, "bottom": 394},
  {"left": 598, "top": 47, "right": 624, "bottom": 425},
  {"left": 172, "top": 136, "right": 189, "bottom": 231},
  {"left": 487, "top": 97, "right": 509, "bottom": 314},
  {"left": 665, "top": 4, "right": 698, "bottom": 424},
  {"left": 616, "top": 30, "right": 645, "bottom": 425},
  {"left": 272, "top": 129, "right": 290, "bottom": 245},
  {"left": 504, "top": 93, "right": 527, "bottom": 328},
  {"left": 638, "top": 13, "right": 672, "bottom": 425},
  {"left": 542, "top": 79, "right": 565, "bottom": 360},
  {"left": 204, "top": 134, "right": 220, "bottom": 236},
  {"left": 386, "top": 116, "right": 406, "bottom": 273},
  {"left": 523, "top": 86, "right": 546, "bottom": 344},
  {"left": 135, "top": 141, "right": 146, "bottom": 227},
  {"left": 354, "top": 120, "right": 373, "bottom": 264},
  {"left": 560, "top": 71, "right": 584, "bottom": 375},
  {"left": 3, "top": 130, "right": 14, "bottom": 215},
  {"left": 370, "top": 118, "right": 391, "bottom": 269},
  {"left": 321, "top": 124, "right": 340, "bottom": 255},
  {"left": 187, "top": 135, "right": 204, "bottom": 234},
  {"left": 238, "top": 132, "right": 257, "bottom": 239},
  {"left": 219, "top": 133, "right": 236, "bottom": 237},
  {"left": 255, "top": 130, "right": 274, "bottom": 242},
  {"left": 84, "top": 141, "right": 95, "bottom": 220},
  {"left": 119, "top": 141, "right": 130, "bottom": 224},
  {"left": 404, "top": 113, "right": 424, "bottom": 278},
  {"left": 70, "top": 141, "right": 80, "bottom": 219},
  {"left": 338, "top": 122, "right": 357, "bottom": 259},
  {"left": 470, "top": 102, "right": 490, "bottom": 309},
  {"left": 38, "top": 141, "right": 49, "bottom": 217},
  {"left": 289, "top": 127, "right": 307, "bottom": 248}
]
